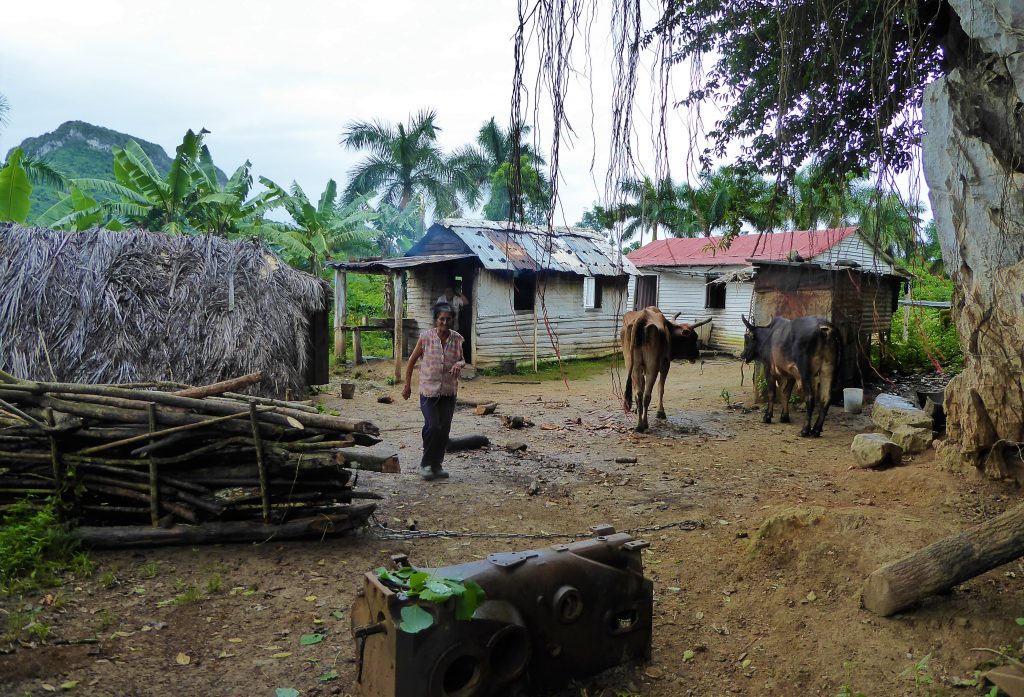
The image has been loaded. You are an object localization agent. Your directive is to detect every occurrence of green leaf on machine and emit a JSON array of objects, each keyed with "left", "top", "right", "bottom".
[
  {"left": 399, "top": 604, "right": 434, "bottom": 633},
  {"left": 455, "top": 579, "right": 486, "bottom": 621},
  {"left": 299, "top": 633, "right": 325, "bottom": 646}
]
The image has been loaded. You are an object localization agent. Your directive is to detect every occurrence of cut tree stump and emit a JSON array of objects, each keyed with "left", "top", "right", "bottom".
[
  {"left": 862, "top": 500, "right": 1024, "bottom": 616},
  {"left": 447, "top": 434, "right": 490, "bottom": 452}
]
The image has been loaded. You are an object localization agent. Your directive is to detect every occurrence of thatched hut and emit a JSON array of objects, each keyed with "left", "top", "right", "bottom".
[{"left": 0, "top": 224, "right": 329, "bottom": 397}]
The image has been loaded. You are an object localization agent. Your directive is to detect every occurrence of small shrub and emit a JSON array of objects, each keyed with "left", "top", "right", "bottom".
[
  {"left": 888, "top": 265, "right": 962, "bottom": 373},
  {"left": 0, "top": 498, "right": 84, "bottom": 593},
  {"left": 205, "top": 574, "right": 224, "bottom": 594},
  {"left": 139, "top": 561, "right": 160, "bottom": 578}
]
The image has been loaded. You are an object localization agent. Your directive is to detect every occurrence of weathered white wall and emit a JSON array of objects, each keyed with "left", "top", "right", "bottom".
[
  {"left": 810, "top": 232, "right": 895, "bottom": 274},
  {"left": 473, "top": 270, "right": 628, "bottom": 367},
  {"left": 649, "top": 270, "right": 752, "bottom": 352}
]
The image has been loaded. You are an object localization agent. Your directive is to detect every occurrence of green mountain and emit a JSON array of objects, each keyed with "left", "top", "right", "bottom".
[{"left": 8, "top": 120, "right": 225, "bottom": 220}]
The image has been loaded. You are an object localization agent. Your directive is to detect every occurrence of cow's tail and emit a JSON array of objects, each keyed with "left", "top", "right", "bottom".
[
  {"left": 818, "top": 323, "right": 842, "bottom": 391},
  {"left": 624, "top": 374, "right": 633, "bottom": 411}
]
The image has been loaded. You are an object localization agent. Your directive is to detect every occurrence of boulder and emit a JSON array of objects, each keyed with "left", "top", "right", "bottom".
[
  {"left": 852, "top": 433, "right": 904, "bottom": 469},
  {"left": 872, "top": 394, "right": 933, "bottom": 432},
  {"left": 461, "top": 364, "right": 477, "bottom": 380},
  {"left": 890, "top": 425, "right": 934, "bottom": 455}
]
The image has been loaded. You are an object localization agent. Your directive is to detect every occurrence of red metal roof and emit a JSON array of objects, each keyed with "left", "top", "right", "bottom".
[{"left": 626, "top": 227, "right": 858, "bottom": 267}]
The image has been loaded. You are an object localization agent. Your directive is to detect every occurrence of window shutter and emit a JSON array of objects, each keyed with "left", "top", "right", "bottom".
[{"left": 583, "top": 276, "right": 596, "bottom": 309}]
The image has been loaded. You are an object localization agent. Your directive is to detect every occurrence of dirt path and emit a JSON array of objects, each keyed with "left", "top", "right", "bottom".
[{"left": 2, "top": 358, "right": 1020, "bottom": 696}]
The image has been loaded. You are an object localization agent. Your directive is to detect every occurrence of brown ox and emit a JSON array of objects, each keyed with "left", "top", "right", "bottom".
[{"left": 622, "top": 307, "right": 710, "bottom": 432}]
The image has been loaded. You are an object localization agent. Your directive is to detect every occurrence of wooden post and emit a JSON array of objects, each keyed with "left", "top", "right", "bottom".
[
  {"left": 902, "top": 282, "right": 911, "bottom": 342},
  {"left": 334, "top": 268, "right": 347, "bottom": 362},
  {"left": 532, "top": 278, "right": 539, "bottom": 372},
  {"left": 249, "top": 402, "right": 270, "bottom": 523},
  {"left": 146, "top": 403, "right": 159, "bottom": 527},
  {"left": 394, "top": 272, "right": 405, "bottom": 383},
  {"left": 353, "top": 328, "right": 363, "bottom": 365}
]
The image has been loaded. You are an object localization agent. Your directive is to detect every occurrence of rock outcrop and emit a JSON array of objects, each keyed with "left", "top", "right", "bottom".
[{"left": 923, "top": 0, "right": 1024, "bottom": 478}]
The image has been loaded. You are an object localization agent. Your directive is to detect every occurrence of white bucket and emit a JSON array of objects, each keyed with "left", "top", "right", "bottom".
[{"left": 843, "top": 388, "right": 864, "bottom": 414}]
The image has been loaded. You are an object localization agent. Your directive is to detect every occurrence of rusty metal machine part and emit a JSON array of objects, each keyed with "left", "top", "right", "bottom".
[{"left": 350, "top": 525, "right": 653, "bottom": 697}]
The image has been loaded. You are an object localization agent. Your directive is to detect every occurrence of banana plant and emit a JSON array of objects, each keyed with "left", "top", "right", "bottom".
[
  {"left": 258, "top": 178, "right": 377, "bottom": 277},
  {"left": 0, "top": 148, "right": 32, "bottom": 223}
]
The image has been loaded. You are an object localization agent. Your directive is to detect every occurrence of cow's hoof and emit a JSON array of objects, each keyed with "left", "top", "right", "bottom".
[
  {"left": 634, "top": 425, "right": 648, "bottom": 434},
  {"left": 811, "top": 429, "right": 822, "bottom": 437},
  {"left": 780, "top": 414, "right": 791, "bottom": 423},
  {"left": 799, "top": 428, "right": 812, "bottom": 437},
  {"left": 656, "top": 410, "right": 667, "bottom": 420},
  {"left": 762, "top": 415, "right": 772, "bottom": 424}
]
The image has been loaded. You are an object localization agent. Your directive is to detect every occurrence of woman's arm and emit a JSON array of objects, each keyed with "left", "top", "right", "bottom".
[
  {"left": 451, "top": 335, "right": 466, "bottom": 374},
  {"left": 402, "top": 337, "right": 425, "bottom": 399}
]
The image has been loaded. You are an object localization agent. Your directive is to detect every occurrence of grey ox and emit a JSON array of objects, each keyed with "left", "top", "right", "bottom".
[{"left": 740, "top": 315, "right": 841, "bottom": 437}]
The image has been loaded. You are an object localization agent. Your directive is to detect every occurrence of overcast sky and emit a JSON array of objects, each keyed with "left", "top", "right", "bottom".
[
  {"left": 1, "top": 1, "right": 927, "bottom": 231},
  {"left": 1, "top": 0, "right": 693, "bottom": 227}
]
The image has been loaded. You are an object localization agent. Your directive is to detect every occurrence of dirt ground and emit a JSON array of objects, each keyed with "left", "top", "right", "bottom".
[{"left": 1, "top": 356, "right": 1021, "bottom": 697}]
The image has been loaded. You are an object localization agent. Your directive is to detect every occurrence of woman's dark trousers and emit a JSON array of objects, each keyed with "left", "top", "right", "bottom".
[{"left": 419, "top": 395, "right": 456, "bottom": 472}]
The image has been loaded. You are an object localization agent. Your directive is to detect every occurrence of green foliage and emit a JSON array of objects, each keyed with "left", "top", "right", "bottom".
[
  {"left": 0, "top": 147, "right": 32, "bottom": 223},
  {"left": 0, "top": 498, "right": 84, "bottom": 593},
  {"left": 655, "top": 0, "right": 943, "bottom": 178},
  {"left": 888, "top": 265, "right": 962, "bottom": 373},
  {"left": 258, "top": 178, "right": 376, "bottom": 277},
  {"left": 375, "top": 566, "right": 487, "bottom": 634},
  {"left": 483, "top": 156, "right": 550, "bottom": 224},
  {"left": 898, "top": 653, "right": 936, "bottom": 692},
  {"left": 837, "top": 660, "right": 869, "bottom": 697},
  {"left": 719, "top": 388, "right": 731, "bottom": 405}
]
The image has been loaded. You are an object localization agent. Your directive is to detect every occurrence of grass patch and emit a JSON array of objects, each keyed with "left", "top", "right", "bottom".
[
  {"left": 0, "top": 498, "right": 89, "bottom": 594},
  {"left": 483, "top": 355, "right": 619, "bottom": 382}
]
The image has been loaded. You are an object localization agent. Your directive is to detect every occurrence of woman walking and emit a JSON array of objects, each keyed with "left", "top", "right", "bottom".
[{"left": 402, "top": 302, "right": 465, "bottom": 480}]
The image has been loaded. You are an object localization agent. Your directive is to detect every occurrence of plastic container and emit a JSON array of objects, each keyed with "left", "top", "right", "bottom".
[
  {"left": 339, "top": 382, "right": 356, "bottom": 399},
  {"left": 843, "top": 387, "right": 864, "bottom": 414}
]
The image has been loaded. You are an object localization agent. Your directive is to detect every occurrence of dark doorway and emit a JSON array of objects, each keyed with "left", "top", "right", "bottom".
[{"left": 634, "top": 275, "right": 657, "bottom": 310}]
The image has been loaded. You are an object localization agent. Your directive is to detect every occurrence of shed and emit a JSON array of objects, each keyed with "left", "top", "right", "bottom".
[
  {"left": 626, "top": 227, "right": 907, "bottom": 384},
  {"left": 0, "top": 224, "right": 330, "bottom": 397},
  {"left": 328, "top": 218, "right": 636, "bottom": 374}
]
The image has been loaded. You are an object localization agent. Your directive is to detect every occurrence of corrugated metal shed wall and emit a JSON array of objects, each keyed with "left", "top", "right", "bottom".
[{"left": 473, "top": 270, "right": 628, "bottom": 368}]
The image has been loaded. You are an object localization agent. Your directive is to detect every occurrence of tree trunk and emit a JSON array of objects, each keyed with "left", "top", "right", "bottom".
[
  {"left": 173, "top": 372, "right": 263, "bottom": 398},
  {"left": 923, "top": 0, "right": 1024, "bottom": 478},
  {"left": 862, "top": 501, "right": 1024, "bottom": 616},
  {"left": 447, "top": 434, "right": 490, "bottom": 451}
]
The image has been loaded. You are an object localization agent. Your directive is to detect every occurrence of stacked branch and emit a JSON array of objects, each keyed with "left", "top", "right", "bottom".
[{"left": 0, "top": 371, "right": 396, "bottom": 545}]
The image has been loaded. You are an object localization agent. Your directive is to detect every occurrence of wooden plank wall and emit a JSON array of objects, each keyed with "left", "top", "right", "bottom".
[
  {"left": 655, "top": 271, "right": 753, "bottom": 353},
  {"left": 473, "top": 271, "right": 628, "bottom": 368}
]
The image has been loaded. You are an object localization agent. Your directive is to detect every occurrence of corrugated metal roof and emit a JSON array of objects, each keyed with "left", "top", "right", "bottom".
[
  {"left": 327, "top": 254, "right": 475, "bottom": 273},
  {"left": 435, "top": 218, "right": 636, "bottom": 276},
  {"left": 628, "top": 227, "right": 858, "bottom": 268}
]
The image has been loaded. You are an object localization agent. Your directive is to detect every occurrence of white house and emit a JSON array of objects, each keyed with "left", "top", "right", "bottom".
[
  {"left": 626, "top": 227, "right": 903, "bottom": 353},
  {"left": 331, "top": 219, "right": 637, "bottom": 370}
]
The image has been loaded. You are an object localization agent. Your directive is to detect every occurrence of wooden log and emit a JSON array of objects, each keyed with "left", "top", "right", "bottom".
[
  {"left": 173, "top": 372, "right": 263, "bottom": 399},
  {"left": 457, "top": 397, "right": 495, "bottom": 408},
  {"left": 85, "top": 483, "right": 198, "bottom": 523},
  {"left": 475, "top": 403, "right": 498, "bottom": 416},
  {"left": 250, "top": 402, "right": 271, "bottom": 523},
  {"left": 337, "top": 451, "right": 401, "bottom": 474},
  {"left": 353, "top": 327, "right": 364, "bottom": 365},
  {"left": 446, "top": 434, "right": 490, "bottom": 452},
  {"left": 862, "top": 501, "right": 1024, "bottom": 616},
  {"left": 73, "top": 504, "right": 376, "bottom": 547},
  {"left": 218, "top": 393, "right": 319, "bottom": 413}
]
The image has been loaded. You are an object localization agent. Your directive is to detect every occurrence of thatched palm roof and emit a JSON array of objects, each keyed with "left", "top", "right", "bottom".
[{"left": 0, "top": 224, "right": 327, "bottom": 397}]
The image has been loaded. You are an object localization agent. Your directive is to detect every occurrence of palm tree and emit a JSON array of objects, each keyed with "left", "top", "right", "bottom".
[
  {"left": 613, "top": 176, "right": 679, "bottom": 246},
  {"left": 451, "top": 117, "right": 548, "bottom": 220},
  {"left": 849, "top": 186, "right": 924, "bottom": 263},
  {"left": 340, "top": 110, "right": 462, "bottom": 218},
  {"left": 259, "top": 178, "right": 377, "bottom": 277},
  {"left": 0, "top": 93, "right": 9, "bottom": 134},
  {"left": 674, "top": 166, "right": 785, "bottom": 238}
]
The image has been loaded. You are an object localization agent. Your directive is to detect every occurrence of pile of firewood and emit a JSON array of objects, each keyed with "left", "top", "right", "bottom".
[{"left": 0, "top": 371, "right": 398, "bottom": 546}]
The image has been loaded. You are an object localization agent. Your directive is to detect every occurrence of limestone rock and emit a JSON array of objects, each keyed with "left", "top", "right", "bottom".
[
  {"left": 923, "top": 0, "right": 1024, "bottom": 470},
  {"left": 851, "top": 433, "right": 904, "bottom": 469},
  {"left": 890, "top": 426, "right": 934, "bottom": 455},
  {"left": 871, "top": 394, "right": 932, "bottom": 432},
  {"left": 460, "top": 364, "right": 477, "bottom": 380}
]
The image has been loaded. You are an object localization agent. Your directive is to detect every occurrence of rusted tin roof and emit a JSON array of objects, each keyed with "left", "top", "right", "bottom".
[
  {"left": 628, "top": 227, "right": 858, "bottom": 267},
  {"left": 432, "top": 219, "right": 636, "bottom": 276},
  {"left": 327, "top": 254, "right": 475, "bottom": 273}
]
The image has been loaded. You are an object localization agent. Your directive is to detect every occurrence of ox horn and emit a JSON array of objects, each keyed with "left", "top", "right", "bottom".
[
  {"left": 671, "top": 311, "right": 682, "bottom": 323},
  {"left": 741, "top": 314, "right": 755, "bottom": 330},
  {"left": 690, "top": 317, "right": 712, "bottom": 329}
]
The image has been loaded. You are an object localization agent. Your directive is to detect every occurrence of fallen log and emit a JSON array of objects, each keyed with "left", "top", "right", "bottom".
[
  {"left": 338, "top": 451, "right": 401, "bottom": 473},
  {"left": 862, "top": 501, "right": 1024, "bottom": 616},
  {"left": 475, "top": 403, "right": 498, "bottom": 416},
  {"left": 73, "top": 504, "right": 377, "bottom": 547},
  {"left": 447, "top": 434, "right": 490, "bottom": 452},
  {"left": 457, "top": 397, "right": 496, "bottom": 408},
  {"left": 173, "top": 372, "right": 263, "bottom": 399}
]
